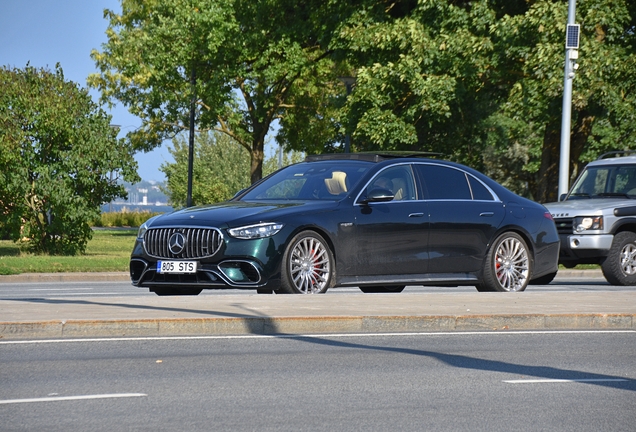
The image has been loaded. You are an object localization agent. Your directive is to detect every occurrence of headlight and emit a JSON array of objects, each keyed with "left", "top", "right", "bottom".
[
  {"left": 574, "top": 216, "right": 603, "bottom": 233},
  {"left": 137, "top": 215, "right": 160, "bottom": 239},
  {"left": 228, "top": 222, "right": 284, "bottom": 239}
]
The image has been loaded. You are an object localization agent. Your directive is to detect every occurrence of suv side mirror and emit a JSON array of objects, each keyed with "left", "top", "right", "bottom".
[{"left": 559, "top": 193, "right": 568, "bottom": 202}]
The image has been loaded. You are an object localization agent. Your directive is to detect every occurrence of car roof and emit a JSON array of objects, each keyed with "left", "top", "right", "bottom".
[
  {"left": 304, "top": 152, "right": 443, "bottom": 163},
  {"left": 587, "top": 152, "right": 636, "bottom": 167}
]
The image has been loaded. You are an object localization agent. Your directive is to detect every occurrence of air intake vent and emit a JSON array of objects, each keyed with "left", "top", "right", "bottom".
[{"left": 144, "top": 227, "right": 223, "bottom": 259}]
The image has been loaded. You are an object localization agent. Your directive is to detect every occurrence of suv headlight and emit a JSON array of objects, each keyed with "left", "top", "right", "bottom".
[
  {"left": 574, "top": 216, "right": 603, "bottom": 233},
  {"left": 228, "top": 223, "right": 284, "bottom": 239}
]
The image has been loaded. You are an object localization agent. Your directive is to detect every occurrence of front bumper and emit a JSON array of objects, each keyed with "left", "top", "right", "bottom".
[
  {"left": 558, "top": 233, "right": 613, "bottom": 262},
  {"left": 130, "top": 258, "right": 274, "bottom": 289}
]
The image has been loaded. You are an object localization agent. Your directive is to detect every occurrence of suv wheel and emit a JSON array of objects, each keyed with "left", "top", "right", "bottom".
[{"left": 601, "top": 231, "right": 636, "bottom": 285}]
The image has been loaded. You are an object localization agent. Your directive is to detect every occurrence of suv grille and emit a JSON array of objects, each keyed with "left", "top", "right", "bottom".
[
  {"left": 554, "top": 218, "right": 573, "bottom": 235},
  {"left": 144, "top": 227, "right": 223, "bottom": 259}
]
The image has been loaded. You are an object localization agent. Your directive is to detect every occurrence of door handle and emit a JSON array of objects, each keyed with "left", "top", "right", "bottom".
[
  {"left": 480, "top": 212, "right": 494, "bottom": 217},
  {"left": 409, "top": 213, "right": 424, "bottom": 218}
]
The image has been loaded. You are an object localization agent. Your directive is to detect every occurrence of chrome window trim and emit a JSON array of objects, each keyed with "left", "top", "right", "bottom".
[{"left": 354, "top": 162, "right": 501, "bottom": 206}]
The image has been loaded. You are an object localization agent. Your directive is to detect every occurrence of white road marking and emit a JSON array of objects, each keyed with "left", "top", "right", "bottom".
[
  {"left": 504, "top": 379, "right": 628, "bottom": 384},
  {"left": 28, "top": 288, "right": 95, "bottom": 291},
  {"left": 1, "top": 330, "right": 634, "bottom": 345},
  {"left": 0, "top": 393, "right": 147, "bottom": 405}
]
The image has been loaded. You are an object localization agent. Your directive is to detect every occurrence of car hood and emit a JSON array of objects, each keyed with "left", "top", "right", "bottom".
[
  {"left": 147, "top": 200, "right": 338, "bottom": 229},
  {"left": 544, "top": 198, "right": 636, "bottom": 217}
]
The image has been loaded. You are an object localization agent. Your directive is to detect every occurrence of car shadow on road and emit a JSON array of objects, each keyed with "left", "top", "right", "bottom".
[{"left": 281, "top": 334, "right": 636, "bottom": 393}]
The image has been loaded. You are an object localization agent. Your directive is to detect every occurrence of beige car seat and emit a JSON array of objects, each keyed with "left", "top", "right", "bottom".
[{"left": 324, "top": 171, "right": 348, "bottom": 195}]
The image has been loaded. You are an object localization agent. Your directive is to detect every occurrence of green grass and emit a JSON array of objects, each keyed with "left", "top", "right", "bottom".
[{"left": 0, "top": 229, "right": 137, "bottom": 275}]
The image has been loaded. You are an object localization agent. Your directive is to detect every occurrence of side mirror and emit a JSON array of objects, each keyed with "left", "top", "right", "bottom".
[
  {"left": 361, "top": 187, "right": 395, "bottom": 204},
  {"left": 559, "top": 193, "right": 567, "bottom": 202}
]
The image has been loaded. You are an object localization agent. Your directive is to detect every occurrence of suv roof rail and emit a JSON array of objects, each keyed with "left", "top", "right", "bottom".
[
  {"left": 597, "top": 150, "right": 636, "bottom": 160},
  {"left": 305, "top": 151, "right": 444, "bottom": 163}
]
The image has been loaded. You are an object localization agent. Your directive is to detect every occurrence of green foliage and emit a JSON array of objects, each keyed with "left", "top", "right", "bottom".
[
  {"left": 0, "top": 229, "right": 136, "bottom": 275},
  {"left": 0, "top": 65, "right": 139, "bottom": 255},
  {"left": 332, "top": 0, "right": 636, "bottom": 201},
  {"left": 483, "top": 0, "right": 636, "bottom": 201},
  {"left": 94, "top": 210, "right": 163, "bottom": 228},
  {"left": 161, "top": 131, "right": 251, "bottom": 207},
  {"left": 90, "top": 0, "right": 348, "bottom": 183}
]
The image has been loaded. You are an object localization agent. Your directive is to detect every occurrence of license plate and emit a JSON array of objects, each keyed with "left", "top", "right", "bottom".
[{"left": 157, "top": 261, "right": 197, "bottom": 274}]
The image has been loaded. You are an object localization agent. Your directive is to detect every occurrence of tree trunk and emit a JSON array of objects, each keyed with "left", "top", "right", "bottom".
[
  {"left": 569, "top": 112, "right": 595, "bottom": 182},
  {"left": 532, "top": 122, "right": 561, "bottom": 203},
  {"left": 250, "top": 141, "right": 264, "bottom": 184}
]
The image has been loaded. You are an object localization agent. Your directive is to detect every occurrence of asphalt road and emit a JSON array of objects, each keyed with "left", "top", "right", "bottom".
[
  {"left": 1, "top": 331, "right": 634, "bottom": 431},
  {"left": 0, "top": 275, "right": 628, "bottom": 300}
]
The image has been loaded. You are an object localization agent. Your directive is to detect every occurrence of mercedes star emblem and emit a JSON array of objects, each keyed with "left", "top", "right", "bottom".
[{"left": 168, "top": 232, "right": 186, "bottom": 255}]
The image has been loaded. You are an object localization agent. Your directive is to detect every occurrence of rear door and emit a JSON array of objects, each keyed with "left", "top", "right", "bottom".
[{"left": 413, "top": 163, "right": 505, "bottom": 274}]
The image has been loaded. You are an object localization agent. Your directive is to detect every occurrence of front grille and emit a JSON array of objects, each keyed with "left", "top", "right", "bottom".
[
  {"left": 144, "top": 227, "right": 223, "bottom": 259},
  {"left": 554, "top": 218, "right": 573, "bottom": 235}
]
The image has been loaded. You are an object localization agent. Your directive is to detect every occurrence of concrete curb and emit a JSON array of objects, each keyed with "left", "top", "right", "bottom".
[
  {"left": 0, "top": 269, "right": 605, "bottom": 283},
  {"left": 0, "top": 272, "right": 130, "bottom": 283},
  {"left": 1, "top": 313, "right": 634, "bottom": 341}
]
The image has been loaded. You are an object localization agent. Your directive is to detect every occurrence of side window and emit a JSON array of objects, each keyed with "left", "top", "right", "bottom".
[
  {"left": 416, "top": 165, "right": 471, "bottom": 200},
  {"left": 468, "top": 175, "right": 494, "bottom": 201},
  {"left": 367, "top": 165, "right": 416, "bottom": 201}
]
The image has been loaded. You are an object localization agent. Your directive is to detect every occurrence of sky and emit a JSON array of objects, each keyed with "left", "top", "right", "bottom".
[{"left": 0, "top": 0, "right": 172, "bottom": 182}]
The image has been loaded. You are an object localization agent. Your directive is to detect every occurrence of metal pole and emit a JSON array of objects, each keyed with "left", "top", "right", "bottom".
[
  {"left": 187, "top": 67, "right": 196, "bottom": 207},
  {"left": 558, "top": 0, "right": 577, "bottom": 199}
]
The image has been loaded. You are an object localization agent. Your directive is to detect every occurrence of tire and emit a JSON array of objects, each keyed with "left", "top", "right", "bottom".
[
  {"left": 529, "top": 271, "right": 557, "bottom": 285},
  {"left": 480, "top": 232, "right": 531, "bottom": 292},
  {"left": 151, "top": 287, "right": 202, "bottom": 296},
  {"left": 601, "top": 231, "right": 636, "bottom": 285},
  {"left": 359, "top": 285, "right": 405, "bottom": 293},
  {"left": 279, "top": 231, "right": 334, "bottom": 294}
]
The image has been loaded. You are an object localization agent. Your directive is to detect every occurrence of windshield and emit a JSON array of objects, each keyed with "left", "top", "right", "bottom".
[
  {"left": 569, "top": 165, "right": 636, "bottom": 199},
  {"left": 240, "top": 160, "right": 373, "bottom": 201}
]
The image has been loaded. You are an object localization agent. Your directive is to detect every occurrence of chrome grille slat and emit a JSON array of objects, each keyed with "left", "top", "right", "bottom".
[{"left": 143, "top": 227, "right": 223, "bottom": 259}]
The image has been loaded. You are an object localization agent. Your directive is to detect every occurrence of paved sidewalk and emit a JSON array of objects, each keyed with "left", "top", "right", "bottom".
[{"left": 1, "top": 276, "right": 634, "bottom": 340}]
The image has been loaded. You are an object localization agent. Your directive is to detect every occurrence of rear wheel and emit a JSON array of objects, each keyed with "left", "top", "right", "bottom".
[
  {"left": 601, "top": 231, "right": 636, "bottom": 285},
  {"left": 279, "top": 231, "right": 334, "bottom": 294},
  {"left": 480, "top": 232, "right": 531, "bottom": 292},
  {"left": 359, "top": 285, "right": 405, "bottom": 293}
]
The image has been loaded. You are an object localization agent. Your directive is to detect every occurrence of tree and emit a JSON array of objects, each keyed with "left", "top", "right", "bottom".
[
  {"left": 160, "top": 131, "right": 250, "bottom": 207},
  {"left": 161, "top": 132, "right": 305, "bottom": 206},
  {"left": 333, "top": 0, "right": 507, "bottom": 169},
  {"left": 333, "top": 0, "right": 636, "bottom": 201},
  {"left": 0, "top": 65, "right": 138, "bottom": 255},
  {"left": 90, "top": 0, "right": 350, "bottom": 184},
  {"left": 485, "top": 0, "right": 636, "bottom": 202}
]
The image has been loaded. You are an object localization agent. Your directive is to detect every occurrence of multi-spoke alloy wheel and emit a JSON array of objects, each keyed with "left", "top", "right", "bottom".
[
  {"left": 280, "top": 231, "right": 333, "bottom": 294},
  {"left": 479, "top": 232, "right": 531, "bottom": 292},
  {"left": 602, "top": 231, "right": 636, "bottom": 285}
]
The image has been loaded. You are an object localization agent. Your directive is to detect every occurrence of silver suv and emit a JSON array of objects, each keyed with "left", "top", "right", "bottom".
[{"left": 544, "top": 152, "right": 636, "bottom": 285}]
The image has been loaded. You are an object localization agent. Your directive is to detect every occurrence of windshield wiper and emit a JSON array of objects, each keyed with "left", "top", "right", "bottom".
[{"left": 568, "top": 193, "right": 591, "bottom": 198}]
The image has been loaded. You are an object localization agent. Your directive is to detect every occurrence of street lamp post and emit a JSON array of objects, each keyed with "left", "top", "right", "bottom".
[
  {"left": 558, "top": 0, "right": 579, "bottom": 199},
  {"left": 187, "top": 67, "right": 196, "bottom": 207}
]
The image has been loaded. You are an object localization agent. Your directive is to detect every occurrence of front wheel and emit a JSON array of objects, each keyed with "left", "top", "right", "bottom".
[
  {"left": 480, "top": 232, "right": 531, "bottom": 292},
  {"left": 601, "top": 231, "right": 636, "bottom": 285},
  {"left": 279, "top": 231, "right": 334, "bottom": 294}
]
